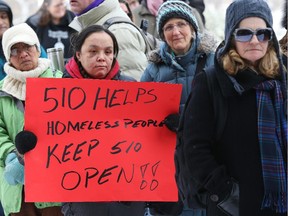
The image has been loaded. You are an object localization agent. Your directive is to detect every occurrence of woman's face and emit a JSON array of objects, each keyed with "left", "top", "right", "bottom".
[
  {"left": 76, "top": 31, "right": 114, "bottom": 79},
  {"left": 69, "top": 0, "right": 94, "bottom": 14},
  {"left": 0, "top": 11, "right": 10, "bottom": 38},
  {"left": 234, "top": 17, "right": 270, "bottom": 66},
  {"left": 163, "top": 18, "right": 194, "bottom": 56},
  {"left": 47, "top": 0, "right": 66, "bottom": 20},
  {"left": 9, "top": 43, "right": 40, "bottom": 71}
]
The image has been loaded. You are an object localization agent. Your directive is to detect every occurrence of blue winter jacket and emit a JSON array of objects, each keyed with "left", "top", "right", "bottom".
[{"left": 140, "top": 32, "right": 218, "bottom": 113}]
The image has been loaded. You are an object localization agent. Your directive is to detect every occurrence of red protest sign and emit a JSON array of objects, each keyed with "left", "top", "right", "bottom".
[{"left": 24, "top": 78, "right": 181, "bottom": 202}]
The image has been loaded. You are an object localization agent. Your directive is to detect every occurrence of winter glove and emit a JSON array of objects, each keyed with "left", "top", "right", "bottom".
[
  {"left": 217, "top": 180, "right": 239, "bottom": 216},
  {"left": 148, "top": 200, "right": 183, "bottom": 215},
  {"left": 163, "top": 113, "right": 180, "bottom": 132},
  {"left": 15, "top": 130, "right": 37, "bottom": 155},
  {"left": 4, "top": 152, "right": 24, "bottom": 185}
]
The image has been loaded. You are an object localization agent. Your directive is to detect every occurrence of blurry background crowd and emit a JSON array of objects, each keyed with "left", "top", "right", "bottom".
[{"left": 4, "top": 0, "right": 287, "bottom": 41}]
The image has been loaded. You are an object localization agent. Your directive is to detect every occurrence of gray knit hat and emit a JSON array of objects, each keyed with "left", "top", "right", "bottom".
[
  {"left": 218, "top": 0, "right": 275, "bottom": 57},
  {"left": 156, "top": 0, "right": 199, "bottom": 40}
]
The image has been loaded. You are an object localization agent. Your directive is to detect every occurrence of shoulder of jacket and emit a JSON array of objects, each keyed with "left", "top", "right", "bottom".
[
  {"left": 41, "top": 68, "right": 63, "bottom": 78},
  {"left": 26, "top": 13, "right": 41, "bottom": 28},
  {"left": 197, "top": 31, "right": 220, "bottom": 54}
]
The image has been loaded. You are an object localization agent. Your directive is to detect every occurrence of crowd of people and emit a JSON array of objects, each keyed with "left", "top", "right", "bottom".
[{"left": 0, "top": 0, "right": 286, "bottom": 216}]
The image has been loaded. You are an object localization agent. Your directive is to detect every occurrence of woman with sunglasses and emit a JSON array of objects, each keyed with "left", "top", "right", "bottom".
[{"left": 181, "top": 0, "right": 287, "bottom": 215}]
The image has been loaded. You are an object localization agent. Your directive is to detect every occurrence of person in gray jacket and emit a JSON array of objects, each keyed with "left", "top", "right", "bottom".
[{"left": 68, "top": 0, "right": 148, "bottom": 81}]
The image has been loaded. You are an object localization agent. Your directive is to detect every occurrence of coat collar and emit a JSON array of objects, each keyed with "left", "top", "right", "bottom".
[{"left": 69, "top": 0, "right": 128, "bottom": 31}]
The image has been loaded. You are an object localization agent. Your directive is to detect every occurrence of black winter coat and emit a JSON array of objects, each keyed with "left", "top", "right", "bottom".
[{"left": 182, "top": 62, "right": 287, "bottom": 216}]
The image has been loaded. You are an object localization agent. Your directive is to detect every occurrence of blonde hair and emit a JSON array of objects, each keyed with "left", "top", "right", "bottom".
[{"left": 222, "top": 42, "right": 280, "bottom": 78}]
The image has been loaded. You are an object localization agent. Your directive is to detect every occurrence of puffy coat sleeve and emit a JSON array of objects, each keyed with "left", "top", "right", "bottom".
[
  {"left": 140, "top": 62, "right": 157, "bottom": 82},
  {"left": 108, "top": 23, "right": 148, "bottom": 81},
  {"left": 0, "top": 93, "right": 23, "bottom": 167}
]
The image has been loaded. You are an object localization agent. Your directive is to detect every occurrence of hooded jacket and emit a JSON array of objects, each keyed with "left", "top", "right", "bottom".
[
  {"left": 182, "top": 0, "right": 287, "bottom": 215},
  {"left": 69, "top": 0, "right": 148, "bottom": 81}
]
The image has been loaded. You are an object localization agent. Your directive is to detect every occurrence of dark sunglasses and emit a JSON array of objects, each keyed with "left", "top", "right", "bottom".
[{"left": 233, "top": 28, "right": 273, "bottom": 42}]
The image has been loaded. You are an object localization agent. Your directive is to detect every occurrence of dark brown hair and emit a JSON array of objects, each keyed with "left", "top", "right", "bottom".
[{"left": 70, "top": 25, "right": 119, "bottom": 73}]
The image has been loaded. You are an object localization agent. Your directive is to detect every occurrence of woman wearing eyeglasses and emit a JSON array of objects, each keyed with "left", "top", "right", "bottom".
[
  {"left": 182, "top": 0, "right": 287, "bottom": 216},
  {"left": 0, "top": 23, "right": 63, "bottom": 216},
  {"left": 140, "top": 1, "right": 218, "bottom": 216},
  {"left": 141, "top": 0, "right": 217, "bottom": 115}
]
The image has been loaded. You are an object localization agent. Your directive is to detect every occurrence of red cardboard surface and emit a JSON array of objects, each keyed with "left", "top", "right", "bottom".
[{"left": 24, "top": 78, "right": 181, "bottom": 202}]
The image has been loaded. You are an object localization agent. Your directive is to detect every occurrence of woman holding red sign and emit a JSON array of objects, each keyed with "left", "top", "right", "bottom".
[{"left": 61, "top": 24, "right": 146, "bottom": 216}]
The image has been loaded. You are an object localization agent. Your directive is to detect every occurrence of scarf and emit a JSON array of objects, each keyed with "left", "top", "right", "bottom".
[
  {"left": 2, "top": 58, "right": 50, "bottom": 101},
  {"left": 254, "top": 80, "right": 287, "bottom": 213},
  {"left": 65, "top": 57, "right": 120, "bottom": 80}
]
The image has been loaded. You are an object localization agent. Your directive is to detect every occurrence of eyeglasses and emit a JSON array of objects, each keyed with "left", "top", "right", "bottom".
[
  {"left": 233, "top": 28, "right": 273, "bottom": 42},
  {"left": 10, "top": 44, "right": 35, "bottom": 57},
  {"left": 163, "top": 21, "right": 189, "bottom": 33}
]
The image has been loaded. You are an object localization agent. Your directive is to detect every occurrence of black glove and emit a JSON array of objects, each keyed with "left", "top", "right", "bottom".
[
  {"left": 217, "top": 180, "right": 239, "bottom": 216},
  {"left": 164, "top": 113, "right": 180, "bottom": 132},
  {"left": 148, "top": 200, "right": 183, "bottom": 215},
  {"left": 15, "top": 130, "right": 37, "bottom": 155}
]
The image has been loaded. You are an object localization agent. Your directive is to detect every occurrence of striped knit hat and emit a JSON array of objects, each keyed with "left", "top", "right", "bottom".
[{"left": 156, "top": 0, "right": 199, "bottom": 40}]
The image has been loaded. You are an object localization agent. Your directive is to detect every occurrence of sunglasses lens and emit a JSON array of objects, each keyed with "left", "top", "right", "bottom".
[
  {"left": 234, "top": 28, "right": 272, "bottom": 42},
  {"left": 256, "top": 29, "right": 272, "bottom": 41},
  {"left": 235, "top": 29, "right": 253, "bottom": 42}
]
